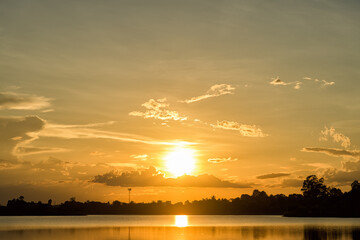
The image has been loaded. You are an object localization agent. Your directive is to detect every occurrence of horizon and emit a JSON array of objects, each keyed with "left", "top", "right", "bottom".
[{"left": 1, "top": 0, "right": 360, "bottom": 206}]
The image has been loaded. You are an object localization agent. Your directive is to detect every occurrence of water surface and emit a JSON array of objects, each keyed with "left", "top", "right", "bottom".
[{"left": 1, "top": 215, "right": 359, "bottom": 240}]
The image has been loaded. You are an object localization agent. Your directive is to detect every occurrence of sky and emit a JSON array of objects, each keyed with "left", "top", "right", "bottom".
[{"left": 0, "top": 0, "right": 359, "bottom": 204}]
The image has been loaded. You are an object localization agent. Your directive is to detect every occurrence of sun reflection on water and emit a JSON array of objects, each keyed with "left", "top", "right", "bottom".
[{"left": 174, "top": 215, "right": 188, "bottom": 227}]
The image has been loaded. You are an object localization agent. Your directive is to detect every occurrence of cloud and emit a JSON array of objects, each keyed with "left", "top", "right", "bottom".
[
  {"left": 326, "top": 170, "right": 360, "bottom": 185},
  {"left": 129, "top": 98, "right": 187, "bottom": 121},
  {"left": 320, "top": 126, "right": 351, "bottom": 148},
  {"left": 269, "top": 77, "right": 292, "bottom": 86},
  {"left": 130, "top": 154, "right": 148, "bottom": 161},
  {"left": 40, "top": 121, "right": 193, "bottom": 146},
  {"left": 208, "top": 157, "right": 238, "bottom": 163},
  {"left": 91, "top": 166, "right": 252, "bottom": 188},
  {"left": 15, "top": 146, "right": 66, "bottom": 156},
  {"left": 0, "top": 116, "right": 45, "bottom": 160},
  {"left": 270, "top": 76, "right": 335, "bottom": 90},
  {"left": 32, "top": 157, "right": 73, "bottom": 176},
  {"left": 294, "top": 81, "right": 302, "bottom": 89},
  {"left": 279, "top": 178, "right": 303, "bottom": 188},
  {"left": 211, "top": 120, "right": 266, "bottom": 137},
  {"left": 302, "top": 147, "right": 360, "bottom": 160},
  {"left": 305, "top": 77, "right": 335, "bottom": 87},
  {"left": 342, "top": 160, "right": 360, "bottom": 172},
  {"left": 89, "top": 151, "right": 112, "bottom": 158},
  {"left": 180, "top": 84, "right": 235, "bottom": 103},
  {"left": 256, "top": 173, "right": 291, "bottom": 179},
  {"left": 321, "top": 79, "right": 335, "bottom": 87},
  {"left": 320, "top": 160, "right": 360, "bottom": 185},
  {"left": 303, "top": 163, "right": 334, "bottom": 169},
  {"left": 0, "top": 92, "right": 51, "bottom": 110}
]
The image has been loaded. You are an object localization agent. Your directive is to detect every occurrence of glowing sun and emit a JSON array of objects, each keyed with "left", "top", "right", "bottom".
[{"left": 164, "top": 147, "right": 196, "bottom": 177}]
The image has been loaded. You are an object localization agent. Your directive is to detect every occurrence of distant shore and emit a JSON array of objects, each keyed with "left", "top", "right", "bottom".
[{"left": 2, "top": 175, "right": 360, "bottom": 217}]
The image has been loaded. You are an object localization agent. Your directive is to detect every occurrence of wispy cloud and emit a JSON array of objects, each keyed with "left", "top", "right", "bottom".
[
  {"left": 0, "top": 116, "right": 45, "bottom": 161},
  {"left": 304, "top": 77, "right": 335, "bottom": 87},
  {"left": 180, "top": 84, "right": 235, "bottom": 103},
  {"left": 91, "top": 166, "right": 252, "bottom": 188},
  {"left": 208, "top": 157, "right": 238, "bottom": 163},
  {"left": 256, "top": 173, "right": 291, "bottom": 179},
  {"left": 321, "top": 79, "right": 335, "bottom": 87},
  {"left": 211, "top": 120, "right": 267, "bottom": 137},
  {"left": 0, "top": 92, "right": 51, "bottom": 110},
  {"left": 90, "top": 151, "right": 112, "bottom": 158},
  {"left": 130, "top": 154, "right": 148, "bottom": 161},
  {"left": 302, "top": 147, "right": 360, "bottom": 160},
  {"left": 320, "top": 126, "right": 351, "bottom": 148},
  {"left": 40, "top": 121, "right": 194, "bottom": 146},
  {"left": 270, "top": 77, "right": 293, "bottom": 86},
  {"left": 269, "top": 77, "right": 301, "bottom": 89},
  {"left": 270, "top": 76, "right": 335, "bottom": 90},
  {"left": 15, "top": 146, "right": 67, "bottom": 156},
  {"left": 303, "top": 162, "right": 334, "bottom": 169},
  {"left": 129, "top": 98, "right": 187, "bottom": 121}
]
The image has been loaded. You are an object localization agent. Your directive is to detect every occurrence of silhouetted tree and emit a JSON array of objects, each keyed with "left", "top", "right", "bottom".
[
  {"left": 328, "top": 187, "right": 342, "bottom": 197},
  {"left": 351, "top": 180, "right": 360, "bottom": 192},
  {"left": 301, "top": 175, "right": 328, "bottom": 198}
]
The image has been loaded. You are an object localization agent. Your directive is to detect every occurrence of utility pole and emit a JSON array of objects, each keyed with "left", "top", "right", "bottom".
[{"left": 128, "top": 188, "right": 132, "bottom": 203}]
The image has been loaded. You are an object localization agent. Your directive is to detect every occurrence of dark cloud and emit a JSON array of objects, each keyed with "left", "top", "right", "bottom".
[
  {"left": 0, "top": 92, "right": 51, "bottom": 110},
  {"left": 279, "top": 178, "right": 303, "bottom": 188},
  {"left": 92, "top": 167, "right": 252, "bottom": 188},
  {"left": 302, "top": 147, "right": 360, "bottom": 159},
  {"left": 256, "top": 173, "right": 291, "bottom": 179},
  {"left": 322, "top": 160, "right": 360, "bottom": 185},
  {"left": 0, "top": 116, "right": 45, "bottom": 160}
]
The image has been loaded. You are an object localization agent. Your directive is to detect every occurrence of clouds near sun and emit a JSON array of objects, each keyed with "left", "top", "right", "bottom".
[
  {"left": 208, "top": 157, "right": 238, "bottom": 164},
  {"left": 129, "top": 98, "right": 187, "bottom": 121},
  {"left": 91, "top": 166, "right": 252, "bottom": 188},
  {"left": 180, "top": 84, "right": 235, "bottom": 103},
  {"left": 211, "top": 120, "right": 266, "bottom": 137}
]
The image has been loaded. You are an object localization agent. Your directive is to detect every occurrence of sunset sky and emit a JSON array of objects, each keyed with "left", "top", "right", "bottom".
[{"left": 0, "top": 0, "right": 359, "bottom": 204}]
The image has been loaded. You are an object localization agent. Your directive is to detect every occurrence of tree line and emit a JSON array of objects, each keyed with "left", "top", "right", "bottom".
[{"left": 1, "top": 175, "right": 359, "bottom": 217}]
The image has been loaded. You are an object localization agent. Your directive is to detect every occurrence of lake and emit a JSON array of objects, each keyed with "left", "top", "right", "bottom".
[{"left": 1, "top": 215, "right": 360, "bottom": 240}]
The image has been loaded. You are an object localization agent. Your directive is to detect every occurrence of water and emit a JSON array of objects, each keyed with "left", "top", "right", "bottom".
[{"left": 1, "top": 215, "right": 360, "bottom": 239}]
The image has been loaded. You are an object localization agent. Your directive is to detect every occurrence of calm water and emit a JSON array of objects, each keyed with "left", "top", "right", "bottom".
[{"left": 1, "top": 215, "right": 360, "bottom": 240}]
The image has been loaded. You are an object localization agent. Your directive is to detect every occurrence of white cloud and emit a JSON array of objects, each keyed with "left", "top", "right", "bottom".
[
  {"left": 321, "top": 79, "right": 335, "bottom": 87},
  {"left": 0, "top": 92, "right": 51, "bottom": 110},
  {"left": 320, "top": 126, "right": 351, "bottom": 148},
  {"left": 180, "top": 84, "right": 235, "bottom": 103},
  {"left": 129, "top": 98, "right": 187, "bottom": 121},
  {"left": 130, "top": 154, "right": 148, "bottom": 161},
  {"left": 270, "top": 76, "right": 335, "bottom": 90},
  {"left": 269, "top": 77, "right": 302, "bottom": 89},
  {"left": 211, "top": 120, "right": 267, "bottom": 137},
  {"left": 269, "top": 77, "right": 292, "bottom": 86}
]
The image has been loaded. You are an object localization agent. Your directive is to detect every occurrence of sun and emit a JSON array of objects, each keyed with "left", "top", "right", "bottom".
[
  {"left": 174, "top": 215, "right": 188, "bottom": 227},
  {"left": 164, "top": 147, "right": 196, "bottom": 177}
]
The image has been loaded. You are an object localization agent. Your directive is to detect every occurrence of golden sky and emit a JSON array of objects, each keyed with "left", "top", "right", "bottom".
[{"left": 0, "top": 0, "right": 359, "bottom": 204}]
